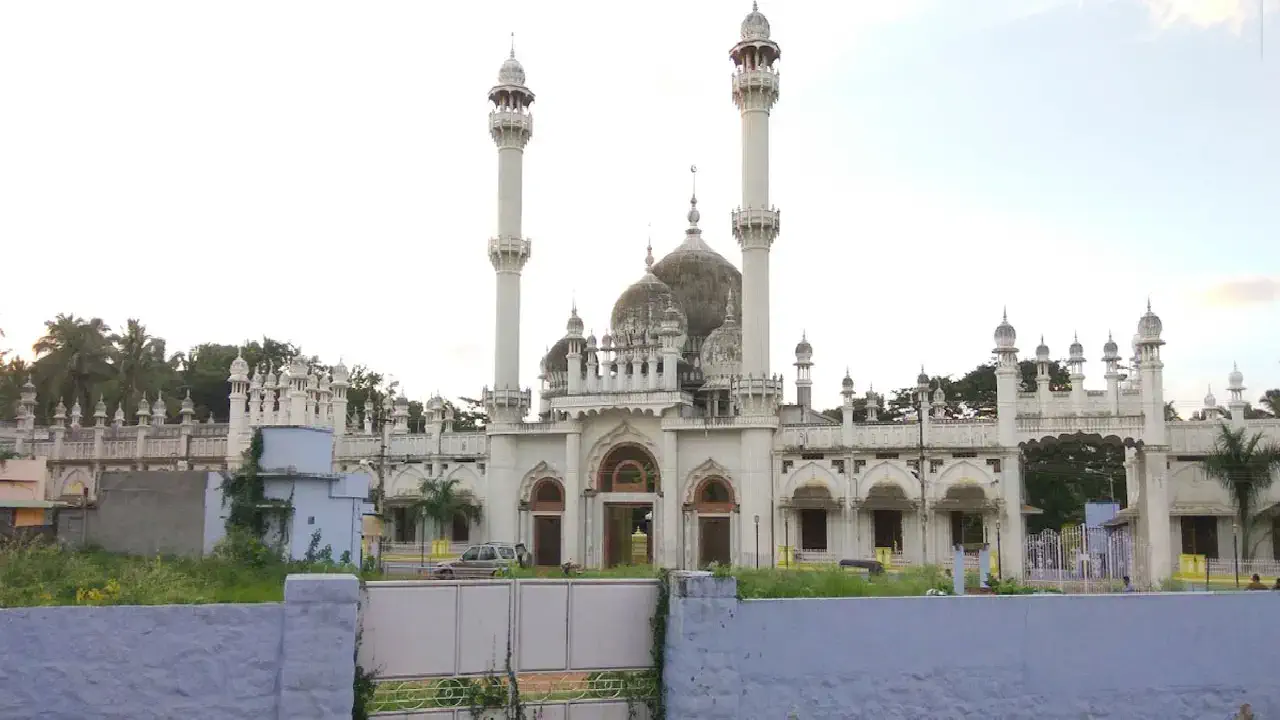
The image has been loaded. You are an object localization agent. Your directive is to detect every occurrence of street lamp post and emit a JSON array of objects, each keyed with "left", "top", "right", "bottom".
[
  {"left": 1232, "top": 519, "right": 1240, "bottom": 588},
  {"left": 916, "top": 386, "right": 928, "bottom": 565}
]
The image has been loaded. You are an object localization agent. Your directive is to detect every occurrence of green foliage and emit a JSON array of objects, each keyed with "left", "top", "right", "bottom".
[
  {"left": 415, "top": 478, "right": 482, "bottom": 541},
  {"left": 352, "top": 663, "right": 378, "bottom": 720},
  {"left": 220, "top": 429, "right": 289, "bottom": 541},
  {"left": 0, "top": 535, "right": 375, "bottom": 608},
  {"left": 1023, "top": 441, "right": 1125, "bottom": 532},
  {"left": 1202, "top": 424, "right": 1280, "bottom": 560},
  {"left": 732, "top": 566, "right": 950, "bottom": 599},
  {"left": 645, "top": 569, "right": 671, "bottom": 720}
]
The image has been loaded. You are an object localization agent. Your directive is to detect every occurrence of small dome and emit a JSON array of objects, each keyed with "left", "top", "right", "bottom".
[
  {"left": 1102, "top": 332, "right": 1119, "bottom": 359},
  {"left": 741, "top": 1, "right": 771, "bottom": 40},
  {"left": 795, "top": 332, "right": 812, "bottom": 357},
  {"left": 566, "top": 305, "right": 584, "bottom": 336},
  {"left": 932, "top": 386, "right": 946, "bottom": 403},
  {"left": 649, "top": 200, "right": 742, "bottom": 342},
  {"left": 497, "top": 52, "right": 526, "bottom": 86},
  {"left": 841, "top": 370, "right": 854, "bottom": 391},
  {"left": 1137, "top": 301, "right": 1163, "bottom": 342},
  {"left": 1035, "top": 336, "right": 1049, "bottom": 361},
  {"left": 1228, "top": 363, "right": 1244, "bottom": 389},
  {"left": 229, "top": 350, "right": 249, "bottom": 380},
  {"left": 332, "top": 359, "right": 349, "bottom": 381},
  {"left": 993, "top": 309, "right": 1017, "bottom": 349},
  {"left": 700, "top": 301, "right": 742, "bottom": 383},
  {"left": 1204, "top": 386, "right": 1217, "bottom": 408},
  {"left": 601, "top": 333, "right": 613, "bottom": 349},
  {"left": 585, "top": 331, "right": 597, "bottom": 348},
  {"left": 610, "top": 245, "right": 687, "bottom": 347},
  {"left": 1069, "top": 333, "right": 1084, "bottom": 360},
  {"left": 916, "top": 368, "right": 929, "bottom": 385}
]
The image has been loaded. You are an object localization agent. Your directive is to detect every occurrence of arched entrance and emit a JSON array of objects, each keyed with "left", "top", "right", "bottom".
[
  {"left": 693, "top": 476, "right": 734, "bottom": 568},
  {"left": 934, "top": 483, "right": 996, "bottom": 551},
  {"left": 862, "top": 483, "right": 913, "bottom": 559},
  {"left": 598, "top": 443, "right": 660, "bottom": 567},
  {"left": 530, "top": 478, "right": 565, "bottom": 567}
]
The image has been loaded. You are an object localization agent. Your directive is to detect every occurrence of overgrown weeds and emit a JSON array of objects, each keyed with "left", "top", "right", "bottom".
[{"left": 0, "top": 533, "right": 378, "bottom": 608}]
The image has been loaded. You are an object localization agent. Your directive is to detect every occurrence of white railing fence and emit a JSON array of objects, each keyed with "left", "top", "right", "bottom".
[{"left": 359, "top": 578, "right": 658, "bottom": 718}]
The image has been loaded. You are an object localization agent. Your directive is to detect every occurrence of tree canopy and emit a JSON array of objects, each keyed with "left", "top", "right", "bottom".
[{"left": 0, "top": 315, "right": 486, "bottom": 431}]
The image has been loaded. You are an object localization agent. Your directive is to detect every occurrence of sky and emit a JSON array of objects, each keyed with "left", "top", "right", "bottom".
[{"left": 0, "top": 0, "right": 1276, "bottom": 415}]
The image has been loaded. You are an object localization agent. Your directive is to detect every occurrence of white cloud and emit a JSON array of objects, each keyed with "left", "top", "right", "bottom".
[{"left": 1141, "top": 0, "right": 1270, "bottom": 33}]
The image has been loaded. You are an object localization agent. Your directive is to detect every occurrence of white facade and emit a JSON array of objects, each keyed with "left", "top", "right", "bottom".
[{"left": 6, "top": 4, "right": 1278, "bottom": 584}]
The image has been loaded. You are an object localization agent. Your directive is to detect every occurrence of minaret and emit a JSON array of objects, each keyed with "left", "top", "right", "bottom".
[
  {"left": 729, "top": 4, "right": 781, "bottom": 570},
  {"left": 793, "top": 332, "right": 813, "bottom": 410},
  {"left": 1135, "top": 300, "right": 1171, "bottom": 585},
  {"left": 227, "top": 350, "right": 250, "bottom": 460},
  {"left": 992, "top": 309, "right": 1024, "bottom": 578},
  {"left": 1068, "top": 333, "right": 1086, "bottom": 414},
  {"left": 1102, "top": 332, "right": 1121, "bottom": 415},
  {"left": 1227, "top": 363, "right": 1246, "bottom": 428},
  {"left": 485, "top": 39, "right": 535, "bottom": 424},
  {"left": 731, "top": 2, "right": 782, "bottom": 414},
  {"left": 840, "top": 369, "right": 854, "bottom": 447}
]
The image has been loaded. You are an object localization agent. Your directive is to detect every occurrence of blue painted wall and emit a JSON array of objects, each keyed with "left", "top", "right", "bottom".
[
  {"left": 666, "top": 573, "right": 1280, "bottom": 719},
  {"left": 259, "top": 426, "right": 334, "bottom": 475},
  {"left": 0, "top": 574, "right": 358, "bottom": 720}
]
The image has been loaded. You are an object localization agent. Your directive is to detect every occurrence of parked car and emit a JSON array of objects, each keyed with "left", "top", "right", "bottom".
[{"left": 430, "top": 542, "right": 531, "bottom": 579}]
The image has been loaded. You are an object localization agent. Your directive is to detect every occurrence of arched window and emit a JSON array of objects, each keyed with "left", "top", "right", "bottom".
[
  {"left": 598, "top": 444, "right": 660, "bottom": 493},
  {"left": 695, "top": 477, "right": 734, "bottom": 513},
  {"left": 531, "top": 479, "right": 565, "bottom": 512}
]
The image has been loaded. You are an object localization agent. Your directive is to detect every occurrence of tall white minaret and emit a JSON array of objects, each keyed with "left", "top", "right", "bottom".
[
  {"left": 731, "top": 2, "right": 782, "bottom": 415},
  {"left": 731, "top": 4, "right": 782, "bottom": 570},
  {"left": 486, "top": 40, "right": 534, "bottom": 423}
]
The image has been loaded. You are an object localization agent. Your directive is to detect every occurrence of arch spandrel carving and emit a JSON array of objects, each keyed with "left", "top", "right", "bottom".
[
  {"left": 518, "top": 460, "right": 566, "bottom": 503},
  {"left": 584, "top": 421, "right": 661, "bottom": 491},
  {"left": 682, "top": 457, "right": 737, "bottom": 505}
]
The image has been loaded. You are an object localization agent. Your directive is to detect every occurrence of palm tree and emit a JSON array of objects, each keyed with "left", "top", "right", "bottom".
[
  {"left": 31, "top": 314, "right": 114, "bottom": 419},
  {"left": 414, "top": 478, "right": 482, "bottom": 543},
  {"left": 1259, "top": 390, "right": 1280, "bottom": 418},
  {"left": 109, "top": 319, "right": 169, "bottom": 418},
  {"left": 1202, "top": 424, "right": 1280, "bottom": 560}
]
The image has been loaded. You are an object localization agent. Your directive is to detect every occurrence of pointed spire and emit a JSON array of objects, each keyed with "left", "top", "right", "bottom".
[
  {"left": 1002, "top": 306, "right": 1008, "bottom": 322},
  {"left": 644, "top": 241, "right": 654, "bottom": 271},
  {"left": 509, "top": 31, "right": 515, "bottom": 59},
  {"left": 724, "top": 287, "right": 736, "bottom": 322}
]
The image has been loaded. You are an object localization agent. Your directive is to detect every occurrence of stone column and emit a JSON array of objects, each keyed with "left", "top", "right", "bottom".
[
  {"left": 278, "top": 574, "right": 359, "bottom": 720},
  {"left": 661, "top": 429, "right": 679, "bottom": 567},
  {"left": 564, "top": 431, "right": 581, "bottom": 564},
  {"left": 1140, "top": 449, "right": 1172, "bottom": 586}
]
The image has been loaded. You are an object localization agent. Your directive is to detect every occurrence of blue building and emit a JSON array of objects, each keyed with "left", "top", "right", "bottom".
[{"left": 204, "top": 426, "right": 374, "bottom": 563}]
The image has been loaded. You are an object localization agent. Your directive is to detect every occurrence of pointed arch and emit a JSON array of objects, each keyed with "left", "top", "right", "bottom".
[
  {"left": 935, "top": 460, "right": 994, "bottom": 499},
  {"left": 444, "top": 465, "right": 482, "bottom": 497},
  {"left": 585, "top": 421, "right": 661, "bottom": 491},
  {"left": 518, "top": 460, "right": 566, "bottom": 504},
  {"left": 53, "top": 467, "right": 93, "bottom": 499},
  {"left": 782, "top": 461, "right": 841, "bottom": 498},
  {"left": 682, "top": 457, "right": 737, "bottom": 506},
  {"left": 388, "top": 466, "right": 428, "bottom": 499}
]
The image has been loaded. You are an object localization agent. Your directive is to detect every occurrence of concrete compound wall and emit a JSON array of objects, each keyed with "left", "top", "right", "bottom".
[
  {"left": 58, "top": 471, "right": 210, "bottom": 556},
  {"left": 0, "top": 574, "right": 358, "bottom": 720},
  {"left": 665, "top": 572, "right": 1280, "bottom": 720}
]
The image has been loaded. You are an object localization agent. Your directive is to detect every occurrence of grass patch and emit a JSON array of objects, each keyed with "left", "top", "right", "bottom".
[
  {"left": 0, "top": 535, "right": 379, "bottom": 608},
  {"left": 731, "top": 565, "right": 951, "bottom": 599}
]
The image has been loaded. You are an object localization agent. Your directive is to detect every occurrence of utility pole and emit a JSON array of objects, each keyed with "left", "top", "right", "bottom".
[{"left": 917, "top": 385, "right": 928, "bottom": 564}]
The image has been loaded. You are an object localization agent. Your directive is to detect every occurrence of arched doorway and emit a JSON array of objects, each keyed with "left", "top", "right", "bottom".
[
  {"left": 790, "top": 483, "right": 837, "bottom": 555},
  {"left": 694, "top": 477, "right": 734, "bottom": 568},
  {"left": 862, "top": 483, "right": 912, "bottom": 560},
  {"left": 935, "top": 484, "right": 994, "bottom": 552},
  {"left": 598, "top": 444, "right": 660, "bottom": 567},
  {"left": 530, "top": 478, "right": 565, "bottom": 567}
]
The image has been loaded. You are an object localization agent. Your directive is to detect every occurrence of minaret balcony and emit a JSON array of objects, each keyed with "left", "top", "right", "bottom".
[
  {"left": 488, "top": 235, "right": 532, "bottom": 271},
  {"left": 731, "top": 69, "right": 780, "bottom": 110},
  {"left": 732, "top": 207, "right": 780, "bottom": 249},
  {"left": 489, "top": 110, "right": 533, "bottom": 148},
  {"left": 483, "top": 387, "right": 532, "bottom": 411}
]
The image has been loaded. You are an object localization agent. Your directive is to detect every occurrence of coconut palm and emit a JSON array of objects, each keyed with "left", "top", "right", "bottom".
[
  {"left": 31, "top": 314, "right": 113, "bottom": 419},
  {"left": 1202, "top": 424, "right": 1280, "bottom": 560},
  {"left": 109, "top": 319, "right": 169, "bottom": 418},
  {"left": 414, "top": 477, "right": 482, "bottom": 542},
  {"left": 1259, "top": 390, "right": 1280, "bottom": 418}
]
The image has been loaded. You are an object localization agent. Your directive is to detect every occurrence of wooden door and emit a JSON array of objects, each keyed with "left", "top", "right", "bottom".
[
  {"left": 533, "top": 516, "right": 562, "bottom": 566},
  {"left": 698, "top": 517, "right": 731, "bottom": 568}
]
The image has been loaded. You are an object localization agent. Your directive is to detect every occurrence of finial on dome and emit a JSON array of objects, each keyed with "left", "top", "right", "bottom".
[
  {"left": 644, "top": 241, "right": 654, "bottom": 270},
  {"left": 510, "top": 31, "right": 515, "bottom": 59},
  {"left": 725, "top": 287, "right": 736, "bottom": 322},
  {"left": 753, "top": 0, "right": 758, "bottom": 9},
  {"left": 1002, "top": 306, "right": 1007, "bottom": 322}
]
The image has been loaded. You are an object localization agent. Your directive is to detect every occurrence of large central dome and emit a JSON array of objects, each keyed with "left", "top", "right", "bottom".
[{"left": 650, "top": 196, "right": 741, "bottom": 341}]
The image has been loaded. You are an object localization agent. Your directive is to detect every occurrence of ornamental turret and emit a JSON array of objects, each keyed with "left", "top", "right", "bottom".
[
  {"left": 794, "top": 332, "right": 813, "bottom": 410},
  {"left": 1135, "top": 300, "right": 1166, "bottom": 444}
]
